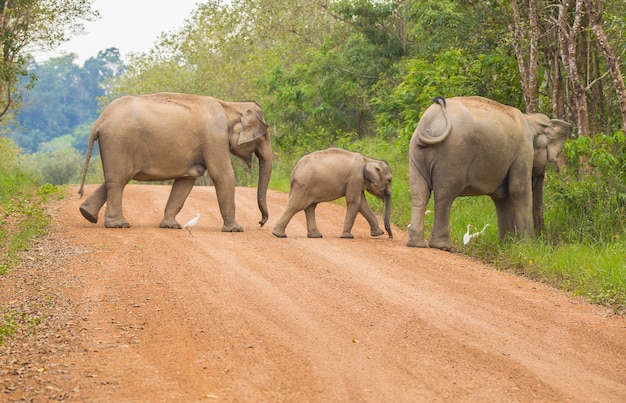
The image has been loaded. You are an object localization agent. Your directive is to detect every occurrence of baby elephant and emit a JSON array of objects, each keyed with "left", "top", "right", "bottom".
[{"left": 272, "top": 148, "right": 393, "bottom": 239}]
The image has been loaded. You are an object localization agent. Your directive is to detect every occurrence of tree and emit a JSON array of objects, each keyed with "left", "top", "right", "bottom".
[
  {"left": 509, "top": 0, "right": 626, "bottom": 137},
  {"left": 10, "top": 49, "right": 124, "bottom": 152},
  {"left": 511, "top": 0, "right": 539, "bottom": 113},
  {"left": 583, "top": 0, "right": 626, "bottom": 134},
  {"left": 0, "top": 0, "right": 98, "bottom": 120}
]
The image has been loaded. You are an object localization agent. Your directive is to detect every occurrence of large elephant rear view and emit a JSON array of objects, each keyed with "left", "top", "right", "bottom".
[
  {"left": 77, "top": 92, "right": 273, "bottom": 231},
  {"left": 407, "top": 96, "right": 570, "bottom": 251}
]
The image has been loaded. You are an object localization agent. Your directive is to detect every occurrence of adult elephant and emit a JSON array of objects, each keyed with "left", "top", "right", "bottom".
[
  {"left": 406, "top": 96, "right": 570, "bottom": 251},
  {"left": 272, "top": 148, "right": 393, "bottom": 239},
  {"left": 77, "top": 92, "right": 272, "bottom": 231}
]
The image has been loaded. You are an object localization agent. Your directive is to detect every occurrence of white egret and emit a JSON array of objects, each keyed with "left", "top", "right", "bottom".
[
  {"left": 464, "top": 223, "right": 490, "bottom": 245},
  {"left": 463, "top": 224, "right": 472, "bottom": 245},
  {"left": 184, "top": 211, "right": 200, "bottom": 237}
]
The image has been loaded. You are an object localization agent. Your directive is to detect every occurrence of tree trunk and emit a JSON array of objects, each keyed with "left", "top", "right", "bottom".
[
  {"left": 584, "top": 0, "right": 626, "bottom": 134},
  {"left": 510, "top": 0, "right": 539, "bottom": 113},
  {"left": 558, "top": 0, "right": 590, "bottom": 137},
  {"left": 527, "top": 0, "right": 539, "bottom": 113}
]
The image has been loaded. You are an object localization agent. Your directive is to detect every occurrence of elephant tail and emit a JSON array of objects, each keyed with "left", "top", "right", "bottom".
[
  {"left": 416, "top": 96, "right": 452, "bottom": 146},
  {"left": 77, "top": 124, "right": 100, "bottom": 198}
]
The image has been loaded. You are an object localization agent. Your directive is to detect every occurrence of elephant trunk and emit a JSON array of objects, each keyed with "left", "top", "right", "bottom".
[
  {"left": 384, "top": 192, "right": 393, "bottom": 239},
  {"left": 256, "top": 140, "right": 273, "bottom": 227}
]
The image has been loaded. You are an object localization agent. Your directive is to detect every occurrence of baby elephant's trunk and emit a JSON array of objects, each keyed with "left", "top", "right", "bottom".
[{"left": 384, "top": 193, "right": 393, "bottom": 239}]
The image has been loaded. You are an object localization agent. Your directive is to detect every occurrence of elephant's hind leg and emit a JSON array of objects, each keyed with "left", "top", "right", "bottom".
[
  {"left": 79, "top": 184, "right": 107, "bottom": 223},
  {"left": 407, "top": 169, "right": 430, "bottom": 247},
  {"left": 161, "top": 177, "right": 195, "bottom": 229},
  {"left": 304, "top": 204, "right": 322, "bottom": 238},
  {"left": 272, "top": 207, "right": 298, "bottom": 238},
  {"left": 428, "top": 189, "right": 455, "bottom": 251},
  {"left": 104, "top": 182, "right": 130, "bottom": 228}
]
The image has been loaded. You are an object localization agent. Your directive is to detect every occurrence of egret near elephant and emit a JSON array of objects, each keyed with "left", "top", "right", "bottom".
[
  {"left": 407, "top": 96, "right": 570, "bottom": 251},
  {"left": 77, "top": 92, "right": 273, "bottom": 232},
  {"left": 272, "top": 148, "right": 393, "bottom": 239},
  {"left": 184, "top": 211, "right": 200, "bottom": 237},
  {"left": 463, "top": 224, "right": 490, "bottom": 245}
]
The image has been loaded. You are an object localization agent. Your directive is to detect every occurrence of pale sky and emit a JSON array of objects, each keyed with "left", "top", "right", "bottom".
[{"left": 38, "top": 0, "right": 200, "bottom": 64}]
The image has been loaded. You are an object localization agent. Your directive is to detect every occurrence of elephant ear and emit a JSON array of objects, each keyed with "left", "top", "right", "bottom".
[
  {"left": 363, "top": 162, "right": 382, "bottom": 186},
  {"left": 237, "top": 109, "right": 269, "bottom": 146},
  {"left": 542, "top": 119, "right": 571, "bottom": 162}
]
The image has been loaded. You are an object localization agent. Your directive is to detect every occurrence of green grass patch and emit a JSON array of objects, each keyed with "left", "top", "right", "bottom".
[
  {"left": 0, "top": 190, "right": 53, "bottom": 275},
  {"left": 0, "top": 310, "right": 46, "bottom": 346}
]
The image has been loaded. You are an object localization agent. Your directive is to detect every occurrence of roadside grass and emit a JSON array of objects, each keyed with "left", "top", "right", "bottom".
[
  {"left": 0, "top": 169, "right": 59, "bottom": 345},
  {"left": 0, "top": 183, "right": 60, "bottom": 275},
  {"left": 0, "top": 171, "right": 62, "bottom": 345}
]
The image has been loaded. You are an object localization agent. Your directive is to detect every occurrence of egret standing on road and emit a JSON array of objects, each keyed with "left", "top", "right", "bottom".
[{"left": 184, "top": 211, "right": 200, "bottom": 237}]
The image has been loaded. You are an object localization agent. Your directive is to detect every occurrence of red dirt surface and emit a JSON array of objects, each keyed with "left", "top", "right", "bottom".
[{"left": 1, "top": 184, "right": 625, "bottom": 402}]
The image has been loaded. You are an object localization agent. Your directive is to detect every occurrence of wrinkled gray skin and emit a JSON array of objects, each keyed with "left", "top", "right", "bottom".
[
  {"left": 407, "top": 96, "right": 570, "bottom": 251},
  {"left": 272, "top": 148, "right": 393, "bottom": 239},
  {"left": 77, "top": 92, "right": 272, "bottom": 231}
]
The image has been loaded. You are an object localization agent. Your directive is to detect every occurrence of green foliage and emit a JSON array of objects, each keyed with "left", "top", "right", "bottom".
[
  {"left": 372, "top": 48, "right": 521, "bottom": 140},
  {"left": 10, "top": 50, "right": 125, "bottom": 153},
  {"left": 0, "top": 137, "right": 34, "bottom": 203},
  {"left": 0, "top": 138, "right": 55, "bottom": 276},
  {"left": 546, "top": 132, "right": 626, "bottom": 244},
  {"left": 20, "top": 146, "right": 84, "bottom": 185},
  {"left": 0, "top": 0, "right": 99, "bottom": 121}
]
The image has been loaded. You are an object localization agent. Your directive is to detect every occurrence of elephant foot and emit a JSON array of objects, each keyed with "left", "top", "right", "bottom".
[
  {"left": 105, "top": 221, "right": 131, "bottom": 228},
  {"left": 79, "top": 206, "right": 98, "bottom": 223},
  {"left": 340, "top": 232, "right": 354, "bottom": 239},
  {"left": 406, "top": 233, "right": 428, "bottom": 248},
  {"left": 159, "top": 220, "right": 182, "bottom": 229},
  {"left": 406, "top": 235, "right": 428, "bottom": 248},
  {"left": 222, "top": 223, "right": 244, "bottom": 232},
  {"left": 428, "top": 240, "right": 455, "bottom": 252},
  {"left": 307, "top": 232, "right": 323, "bottom": 238},
  {"left": 370, "top": 229, "right": 385, "bottom": 237},
  {"left": 272, "top": 230, "right": 287, "bottom": 238}
]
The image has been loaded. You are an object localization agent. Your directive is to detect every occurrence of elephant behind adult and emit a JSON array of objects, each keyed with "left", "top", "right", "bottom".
[
  {"left": 272, "top": 148, "right": 393, "bottom": 239},
  {"left": 77, "top": 92, "right": 273, "bottom": 231},
  {"left": 407, "top": 96, "right": 570, "bottom": 251}
]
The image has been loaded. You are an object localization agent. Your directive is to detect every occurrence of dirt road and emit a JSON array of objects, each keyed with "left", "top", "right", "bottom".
[{"left": 1, "top": 184, "right": 625, "bottom": 402}]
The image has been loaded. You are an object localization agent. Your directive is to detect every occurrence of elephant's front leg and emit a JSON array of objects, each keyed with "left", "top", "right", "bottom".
[
  {"left": 212, "top": 168, "right": 243, "bottom": 232},
  {"left": 79, "top": 183, "right": 107, "bottom": 224},
  {"left": 340, "top": 194, "right": 362, "bottom": 239},
  {"left": 492, "top": 198, "right": 514, "bottom": 239},
  {"left": 161, "top": 177, "right": 196, "bottom": 228},
  {"left": 358, "top": 193, "right": 384, "bottom": 237},
  {"left": 507, "top": 165, "right": 534, "bottom": 238}
]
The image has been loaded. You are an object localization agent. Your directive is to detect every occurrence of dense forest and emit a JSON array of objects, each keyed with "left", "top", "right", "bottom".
[{"left": 9, "top": 48, "right": 125, "bottom": 153}]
